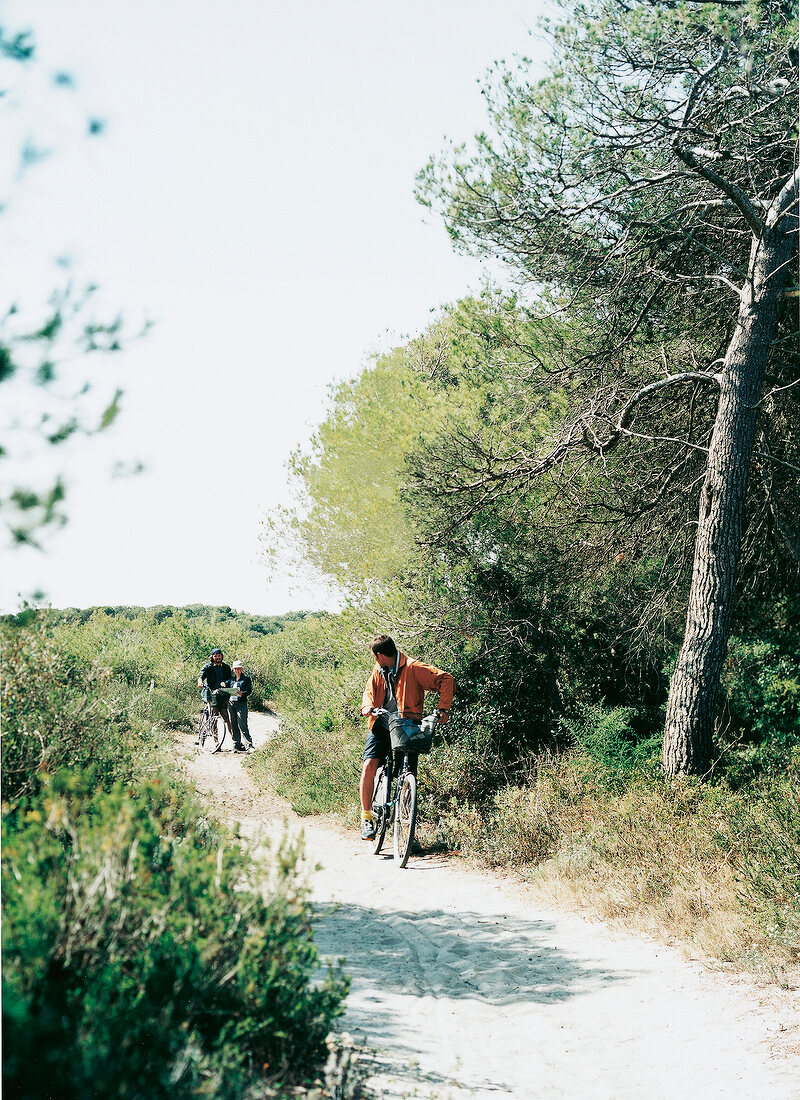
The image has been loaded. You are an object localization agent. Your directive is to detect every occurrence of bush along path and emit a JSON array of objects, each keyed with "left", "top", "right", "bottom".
[
  {"left": 1, "top": 616, "right": 349, "bottom": 1100},
  {"left": 181, "top": 712, "right": 800, "bottom": 1100}
]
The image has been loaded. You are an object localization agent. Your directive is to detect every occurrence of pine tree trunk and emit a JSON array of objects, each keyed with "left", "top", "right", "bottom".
[{"left": 662, "top": 226, "right": 795, "bottom": 777}]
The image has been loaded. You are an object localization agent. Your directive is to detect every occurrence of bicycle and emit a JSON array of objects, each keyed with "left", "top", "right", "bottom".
[
  {"left": 196, "top": 688, "right": 236, "bottom": 754},
  {"left": 370, "top": 713, "right": 437, "bottom": 868}
]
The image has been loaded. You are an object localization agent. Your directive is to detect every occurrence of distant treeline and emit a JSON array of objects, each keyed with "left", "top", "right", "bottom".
[{"left": 5, "top": 603, "right": 323, "bottom": 636}]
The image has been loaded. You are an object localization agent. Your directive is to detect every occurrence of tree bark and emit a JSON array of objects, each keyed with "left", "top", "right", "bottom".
[{"left": 662, "top": 224, "right": 796, "bottom": 776}]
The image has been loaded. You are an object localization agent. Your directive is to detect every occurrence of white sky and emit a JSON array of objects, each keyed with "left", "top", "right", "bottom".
[{"left": 2, "top": 0, "right": 549, "bottom": 616}]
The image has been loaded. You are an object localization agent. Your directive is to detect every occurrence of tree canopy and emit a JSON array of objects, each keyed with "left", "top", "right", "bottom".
[{"left": 416, "top": 0, "right": 799, "bottom": 774}]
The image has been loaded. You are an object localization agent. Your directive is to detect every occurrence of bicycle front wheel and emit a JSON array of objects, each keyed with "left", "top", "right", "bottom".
[
  {"left": 393, "top": 771, "right": 417, "bottom": 868},
  {"left": 199, "top": 710, "right": 221, "bottom": 754},
  {"left": 371, "top": 764, "right": 390, "bottom": 855}
]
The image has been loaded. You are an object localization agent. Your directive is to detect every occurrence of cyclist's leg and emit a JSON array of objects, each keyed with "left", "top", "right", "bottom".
[
  {"left": 360, "top": 718, "right": 390, "bottom": 838},
  {"left": 360, "top": 758, "right": 379, "bottom": 810},
  {"left": 361, "top": 718, "right": 391, "bottom": 809},
  {"left": 371, "top": 753, "right": 391, "bottom": 854}
]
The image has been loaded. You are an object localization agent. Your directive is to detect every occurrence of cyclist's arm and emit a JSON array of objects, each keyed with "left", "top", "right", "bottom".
[
  {"left": 413, "top": 662, "right": 455, "bottom": 717},
  {"left": 361, "top": 670, "right": 385, "bottom": 718}
]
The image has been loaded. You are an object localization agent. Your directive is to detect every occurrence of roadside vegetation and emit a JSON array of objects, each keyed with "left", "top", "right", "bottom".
[{"left": 1, "top": 607, "right": 350, "bottom": 1100}]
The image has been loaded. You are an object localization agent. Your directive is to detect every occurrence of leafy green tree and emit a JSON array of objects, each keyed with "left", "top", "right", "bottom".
[
  {"left": 270, "top": 296, "right": 584, "bottom": 752},
  {"left": 418, "top": 0, "right": 799, "bottom": 775},
  {"left": 263, "top": 338, "right": 456, "bottom": 606}
]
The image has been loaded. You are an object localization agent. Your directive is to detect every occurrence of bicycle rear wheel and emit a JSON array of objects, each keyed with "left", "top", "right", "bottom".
[
  {"left": 371, "top": 763, "right": 390, "bottom": 854},
  {"left": 198, "top": 708, "right": 222, "bottom": 754},
  {"left": 393, "top": 771, "right": 417, "bottom": 868}
]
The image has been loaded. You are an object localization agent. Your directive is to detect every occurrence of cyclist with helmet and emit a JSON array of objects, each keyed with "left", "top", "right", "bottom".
[{"left": 197, "top": 648, "right": 235, "bottom": 744}]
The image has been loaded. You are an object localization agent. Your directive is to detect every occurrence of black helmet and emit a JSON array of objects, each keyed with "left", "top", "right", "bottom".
[{"left": 211, "top": 648, "right": 223, "bottom": 656}]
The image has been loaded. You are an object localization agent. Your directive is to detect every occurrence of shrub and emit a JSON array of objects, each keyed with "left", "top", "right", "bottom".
[
  {"left": 422, "top": 722, "right": 511, "bottom": 815},
  {"left": 2, "top": 775, "right": 348, "bottom": 1099},
  {"left": 722, "top": 637, "right": 800, "bottom": 748},
  {"left": 559, "top": 703, "right": 660, "bottom": 780},
  {"left": 1, "top": 621, "right": 158, "bottom": 803},
  {"left": 1, "top": 611, "right": 351, "bottom": 1097},
  {"left": 252, "top": 716, "right": 362, "bottom": 818}
]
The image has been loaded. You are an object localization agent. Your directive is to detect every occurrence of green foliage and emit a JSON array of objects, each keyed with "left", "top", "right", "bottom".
[
  {"left": 252, "top": 716, "right": 363, "bottom": 818},
  {"left": 559, "top": 703, "right": 661, "bottom": 780},
  {"left": 415, "top": 0, "right": 798, "bottom": 780},
  {"left": 258, "top": 289, "right": 795, "bottom": 801},
  {"left": 1, "top": 22, "right": 138, "bottom": 552},
  {"left": 1, "top": 609, "right": 350, "bottom": 1097},
  {"left": 247, "top": 613, "right": 368, "bottom": 817},
  {"left": 1, "top": 604, "right": 322, "bottom": 724},
  {"left": 723, "top": 636, "right": 800, "bottom": 748},
  {"left": 2, "top": 777, "right": 348, "bottom": 1099},
  {"left": 264, "top": 344, "right": 440, "bottom": 600},
  {"left": 1, "top": 616, "right": 159, "bottom": 803}
]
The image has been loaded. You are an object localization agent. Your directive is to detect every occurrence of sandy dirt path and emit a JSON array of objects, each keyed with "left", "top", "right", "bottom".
[{"left": 179, "top": 712, "right": 800, "bottom": 1100}]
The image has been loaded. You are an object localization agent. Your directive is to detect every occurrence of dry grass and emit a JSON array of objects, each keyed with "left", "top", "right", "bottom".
[{"left": 425, "top": 754, "right": 800, "bottom": 984}]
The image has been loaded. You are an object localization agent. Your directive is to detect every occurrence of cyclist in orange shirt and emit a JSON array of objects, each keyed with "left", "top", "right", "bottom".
[{"left": 358, "top": 634, "right": 454, "bottom": 840}]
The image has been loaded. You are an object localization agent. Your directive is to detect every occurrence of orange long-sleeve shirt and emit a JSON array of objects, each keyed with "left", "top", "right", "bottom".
[{"left": 361, "top": 651, "right": 455, "bottom": 729}]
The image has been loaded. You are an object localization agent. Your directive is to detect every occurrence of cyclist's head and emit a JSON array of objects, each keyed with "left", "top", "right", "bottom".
[
  {"left": 211, "top": 648, "right": 223, "bottom": 662},
  {"left": 232, "top": 660, "right": 243, "bottom": 670},
  {"left": 370, "top": 635, "right": 397, "bottom": 660}
]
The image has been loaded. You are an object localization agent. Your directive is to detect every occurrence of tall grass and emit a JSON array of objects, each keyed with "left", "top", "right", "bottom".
[{"left": 428, "top": 735, "right": 800, "bottom": 978}]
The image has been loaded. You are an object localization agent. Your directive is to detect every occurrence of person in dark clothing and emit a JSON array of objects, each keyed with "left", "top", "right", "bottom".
[
  {"left": 228, "top": 660, "right": 254, "bottom": 753},
  {"left": 197, "top": 647, "right": 234, "bottom": 743}
]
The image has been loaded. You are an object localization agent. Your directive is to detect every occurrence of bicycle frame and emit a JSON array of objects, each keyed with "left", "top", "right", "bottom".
[
  {"left": 380, "top": 749, "right": 414, "bottom": 815},
  {"left": 370, "top": 747, "right": 417, "bottom": 861},
  {"left": 197, "top": 701, "right": 226, "bottom": 753},
  {"left": 371, "top": 713, "right": 437, "bottom": 865}
]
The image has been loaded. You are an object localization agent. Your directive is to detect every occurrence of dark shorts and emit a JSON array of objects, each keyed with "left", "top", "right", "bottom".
[
  {"left": 363, "top": 718, "right": 418, "bottom": 777},
  {"left": 363, "top": 717, "right": 391, "bottom": 761}
]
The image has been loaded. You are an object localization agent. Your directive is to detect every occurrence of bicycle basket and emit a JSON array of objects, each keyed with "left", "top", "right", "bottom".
[
  {"left": 209, "top": 689, "right": 226, "bottom": 707},
  {"left": 389, "top": 714, "right": 434, "bottom": 754}
]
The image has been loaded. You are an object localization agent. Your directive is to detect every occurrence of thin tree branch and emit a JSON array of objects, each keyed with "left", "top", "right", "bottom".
[{"left": 672, "top": 143, "right": 766, "bottom": 235}]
